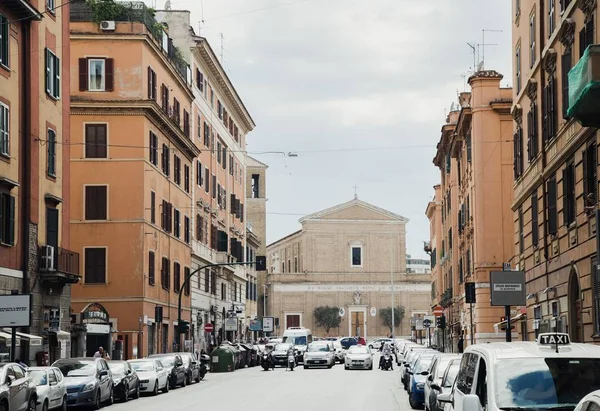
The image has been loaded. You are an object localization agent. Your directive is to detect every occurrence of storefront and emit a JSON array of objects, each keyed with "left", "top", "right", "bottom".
[{"left": 78, "top": 303, "right": 111, "bottom": 357}]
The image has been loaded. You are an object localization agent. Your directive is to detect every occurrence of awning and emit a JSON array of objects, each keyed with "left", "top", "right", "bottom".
[
  {"left": 494, "top": 313, "right": 527, "bottom": 332},
  {"left": 49, "top": 330, "right": 70, "bottom": 341},
  {"left": 0, "top": 332, "right": 20, "bottom": 346},
  {"left": 4, "top": 329, "right": 43, "bottom": 346}
]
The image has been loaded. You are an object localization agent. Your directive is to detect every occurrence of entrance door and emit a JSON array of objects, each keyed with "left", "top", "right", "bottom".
[
  {"left": 351, "top": 312, "right": 365, "bottom": 337},
  {"left": 568, "top": 271, "right": 582, "bottom": 342},
  {"left": 286, "top": 315, "right": 300, "bottom": 328},
  {"left": 86, "top": 334, "right": 110, "bottom": 357}
]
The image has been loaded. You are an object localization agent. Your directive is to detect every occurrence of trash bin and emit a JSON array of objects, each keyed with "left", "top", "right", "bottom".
[
  {"left": 209, "top": 347, "right": 235, "bottom": 373},
  {"left": 237, "top": 344, "right": 248, "bottom": 368}
]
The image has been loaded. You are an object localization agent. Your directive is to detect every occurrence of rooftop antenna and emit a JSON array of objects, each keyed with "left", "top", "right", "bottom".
[
  {"left": 198, "top": 0, "right": 205, "bottom": 36},
  {"left": 353, "top": 184, "right": 359, "bottom": 200},
  {"left": 482, "top": 29, "right": 503, "bottom": 69},
  {"left": 220, "top": 33, "right": 224, "bottom": 65},
  {"left": 467, "top": 43, "right": 477, "bottom": 73}
]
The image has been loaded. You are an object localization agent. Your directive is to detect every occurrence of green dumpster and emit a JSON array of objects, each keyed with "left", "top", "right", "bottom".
[{"left": 210, "top": 347, "right": 235, "bottom": 373}]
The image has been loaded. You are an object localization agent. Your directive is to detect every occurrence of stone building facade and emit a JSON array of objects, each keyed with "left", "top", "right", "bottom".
[{"left": 266, "top": 197, "right": 431, "bottom": 339}]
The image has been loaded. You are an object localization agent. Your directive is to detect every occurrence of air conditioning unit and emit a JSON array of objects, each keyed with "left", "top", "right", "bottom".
[
  {"left": 100, "top": 21, "right": 116, "bottom": 31},
  {"left": 41, "top": 245, "right": 55, "bottom": 271}
]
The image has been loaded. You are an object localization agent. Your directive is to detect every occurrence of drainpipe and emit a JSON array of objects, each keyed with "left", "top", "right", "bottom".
[{"left": 21, "top": 21, "right": 31, "bottom": 295}]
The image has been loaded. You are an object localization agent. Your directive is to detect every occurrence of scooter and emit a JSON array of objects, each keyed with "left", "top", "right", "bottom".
[
  {"left": 381, "top": 354, "right": 393, "bottom": 371},
  {"left": 261, "top": 352, "right": 274, "bottom": 371},
  {"left": 199, "top": 354, "right": 210, "bottom": 380},
  {"left": 287, "top": 351, "right": 295, "bottom": 371}
]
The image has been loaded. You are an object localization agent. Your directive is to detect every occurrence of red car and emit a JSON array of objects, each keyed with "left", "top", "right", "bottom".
[{"left": 357, "top": 337, "right": 367, "bottom": 345}]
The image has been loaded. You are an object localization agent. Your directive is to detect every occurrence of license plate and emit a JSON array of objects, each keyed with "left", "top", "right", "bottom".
[
  {"left": 67, "top": 394, "right": 77, "bottom": 401},
  {"left": 353, "top": 360, "right": 364, "bottom": 363},
  {"left": 315, "top": 360, "right": 325, "bottom": 364}
]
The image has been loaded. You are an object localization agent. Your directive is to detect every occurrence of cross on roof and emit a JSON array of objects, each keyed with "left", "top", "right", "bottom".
[{"left": 353, "top": 184, "right": 359, "bottom": 199}]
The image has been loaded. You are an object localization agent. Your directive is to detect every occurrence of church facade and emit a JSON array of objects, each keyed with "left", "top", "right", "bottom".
[{"left": 265, "top": 198, "right": 432, "bottom": 339}]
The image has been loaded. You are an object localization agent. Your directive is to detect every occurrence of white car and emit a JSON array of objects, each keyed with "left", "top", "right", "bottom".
[
  {"left": 127, "top": 359, "right": 169, "bottom": 396},
  {"left": 333, "top": 341, "right": 345, "bottom": 363},
  {"left": 344, "top": 345, "right": 373, "bottom": 370},
  {"left": 27, "top": 366, "right": 67, "bottom": 411},
  {"left": 303, "top": 342, "right": 335, "bottom": 369},
  {"left": 368, "top": 338, "right": 392, "bottom": 350}
]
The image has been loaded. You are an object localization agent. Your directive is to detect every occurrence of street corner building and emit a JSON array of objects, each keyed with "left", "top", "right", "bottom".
[
  {"left": 427, "top": 70, "right": 515, "bottom": 351},
  {"left": 67, "top": 2, "right": 255, "bottom": 358},
  {"left": 0, "top": 0, "right": 75, "bottom": 364},
  {"left": 265, "top": 197, "right": 432, "bottom": 339},
  {"left": 510, "top": 0, "right": 600, "bottom": 343}
]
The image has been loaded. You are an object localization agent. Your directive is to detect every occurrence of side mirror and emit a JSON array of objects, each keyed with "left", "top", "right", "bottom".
[
  {"left": 421, "top": 371, "right": 429, "bottom": 376},
  {"left": 176, "top": 361, "right": 183, "bottom": 367},
  {"left": 99, "top": 370, "right": 108, "bottom": 377},
  {"left": 5, "top": 375, "right": 14, "bottom": 386},
  {"left": 437, "top": 392, "right": 452, "bottom": 404},
  {"left": 463, "top": 394, "right": 481, "bottom": 411},
  {"left": 127, "top": 369, "right": 132, "bottom": 374},
  {"left": 408, "top": 371, "right": 414, "bottom": 375},
  {"left": 431, "top": 383, "right": 441, "bottom": 391},
  {"left": 191, "top": 361, "right": 197, "bottom": 365},
  {"left": 427, "top": 374, "right": 434, "bottom": 381}
]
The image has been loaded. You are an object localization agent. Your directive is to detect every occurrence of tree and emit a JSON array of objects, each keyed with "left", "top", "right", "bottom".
[
  {"left": 380, "top": 306, "right": 406, "bottom": 334},
  {"left": 313, "top": 306, "right": 342, "bottom": 334}
]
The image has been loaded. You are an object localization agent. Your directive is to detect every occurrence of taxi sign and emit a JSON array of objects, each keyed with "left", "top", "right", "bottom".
[{"left": 537, "top": 333, "right": 570, "bottom": 346}]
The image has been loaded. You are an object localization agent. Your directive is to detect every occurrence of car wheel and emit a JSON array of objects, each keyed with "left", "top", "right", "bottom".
[
  {"left": 61, "top": 395, "right": 67, "bottom": 411},
  {"left": 107, "top": 386, "right": 114, "bottom": 405},
  {"left": 369, "top": 363, "right": 373, "bottom": 370},
  {"left": 162, "top": 379, "right": 170, "bottom": 393},
  {"left": 123, "top": 384, "right": 129, "bottom": 402},
  {"left": 41, "top": 400, "right": 49, "bottom": 411},
  {"left": 0, "top": 400, "right": 7, "bottom": 411},
  {"left": 187, "top": 372, "right": 193, "bottom": 385},
  {"left": 303, "top": 365, "right": 308, "bottom": 369},
  {"left": 27, "top": 397, "right": 36, "bottom": 411},
  {"left": 182, "top": 374, "right": 187, "bottom": 387},
  {"left": 344, "top": 364, "right": 349, "bottom": 370},
  {"left": 327, "top": 364, "right": 333, "bottom": 369},
  {"left": 94, "top": 391, "right": 101, "bottom": 410},
  {"left": 409, "top": 392, "right": 421, "bottom": 410}
]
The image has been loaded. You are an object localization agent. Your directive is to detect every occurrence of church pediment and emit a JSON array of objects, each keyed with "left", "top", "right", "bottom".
[{"left": 299, "top": 198, "right": 408, "bottom": 223}]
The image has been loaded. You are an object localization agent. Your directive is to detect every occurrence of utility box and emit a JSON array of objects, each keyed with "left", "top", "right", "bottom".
[{"left": 210, "top": 347, "right": 235, "bottom": 373}]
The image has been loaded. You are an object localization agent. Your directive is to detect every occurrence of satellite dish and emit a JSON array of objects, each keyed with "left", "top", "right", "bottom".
[
  {"left": 164, "top": 0, "right": 171, "bottom": 10},
  {"left": 477, "top": 61, "right": 484, "bottom": 71}
]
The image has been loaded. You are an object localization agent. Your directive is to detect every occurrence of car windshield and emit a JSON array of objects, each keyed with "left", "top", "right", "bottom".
[
  {"left": 109, "top": 363, "right": 125, "bottom": 375},
  {"left": 307, "top": 344, "right": 329, "bottom": 352},
  {"left": 283, "top": 336, "right": 307, "bottom": 346},
  {"left": 348, "top": 346, "right": 369, "bottom": 354},
  {"left": 130, "top": 362, "right": 154, "bottom": 372},
  {"left": 28, "top": 370, "right": 47, "bottom": 386},
  {"left": 495, "top": 358, "right": 600, "bottom": 409},
  {"left": 275, "top": 344, "right": 291, "bottom": 351},
  {"left": 55, "top": 361, "right": 96, "bottom": 377},
  {"left": 415, "top": 357, "right": 434, "bottom": 373},
  {"left": 444, "top": 363, "right": 460, "bottom": 388},
  {"left": 341, "top": 339, "right": 357, "bottom": 348},
  {"left": 156, "top": 356, "right": 175, "bottom": 367}
]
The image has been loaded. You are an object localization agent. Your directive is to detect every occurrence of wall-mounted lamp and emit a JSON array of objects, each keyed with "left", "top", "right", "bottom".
[
  {"left": 526, "top": 293, "right": 538, "bottom": 302},
  {"left": 542, "top": 286, "right": 558, "bottom": 299}
]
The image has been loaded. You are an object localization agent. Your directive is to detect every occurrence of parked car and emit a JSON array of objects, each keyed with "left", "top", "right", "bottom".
[
  {"left": 147, "top": 354, "right": 186, "bottom": 389},
  {"left": 0, "top": 363, "right": 38, "bottom": 411},
  {"left": 272, "top": 343, "right": 295, "bottom": 367},
  {"left": 27, "top": 366, "right": 67, "bottom": 411},
  {"left": 408, "top": 354, "right": 436, "bottom": 408},
  {"left": 303, "top": 342, "right": 335, "bottom": 369},
  {"left": 368, "top": 338, "right": 392, "bottom": 350},
  {"left": 426, "top": 357, "right": 461, "bottom": 411},
  {"left": 338, "top": 337, "right": 358, "bottom": 350},
  {"left": 344, "top": 345, "right": 373, "bottom": 370},
  {"left": 108, "top": 360, "right": 139, "bottom": 402},
  {"left": 332, "top": 341, "right": 345, "bottom": 363},
  {"left": 52, "top": 357, "right": 113, "bottom": 410},
  {"left": 171, "top": 353, "right": 201, "bottom": 384},
  {"left": 127, "top": 359, "right": 169, "bottom": 396}
]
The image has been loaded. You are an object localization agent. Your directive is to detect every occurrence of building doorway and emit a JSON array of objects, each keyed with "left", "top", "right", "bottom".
[
  {"left": 568, "top": 270, "right": 582, "bottom": 342},
  {"left": 285, "top": 314, "right": 300, "bottom": 328},
  {"left": 348, "top": 307, "right": 367, "bottom": 340}
]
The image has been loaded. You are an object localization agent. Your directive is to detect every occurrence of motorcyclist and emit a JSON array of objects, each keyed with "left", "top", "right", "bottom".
[
  {"left": 379, "top": 342, "right": 393, "bottom": 370},
  {"left": 264, "top": 344, "right": 275, "bottom": 369}
]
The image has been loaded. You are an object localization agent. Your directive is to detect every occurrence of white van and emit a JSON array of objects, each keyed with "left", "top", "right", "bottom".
[
  {"left": 282, "top": 327, "right": 313, "bottom": 363},
  {"left": 438, "top": 333, "right": 600, "bottom": 411}
]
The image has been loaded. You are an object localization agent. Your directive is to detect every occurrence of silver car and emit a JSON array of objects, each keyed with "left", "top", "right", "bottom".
[
  {"left": 303, "top": 342, "right": 335, "bottom": 368},
  {"left": 27, "top": 367, "right": 66, "bottom": 411},
  {"left": 0, "top": 363, "right": 38, "bottom": 411},
  {"left": 344, "top": 345, "right": 373, "bottom": 370}
]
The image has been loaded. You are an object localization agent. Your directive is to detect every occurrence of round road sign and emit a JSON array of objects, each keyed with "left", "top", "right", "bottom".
[
  {"left": 204, "top": 323, "right": 214, "bottom": 333},
  {"left": 433, "top": 306, "right": 444, "bottom": 317}
]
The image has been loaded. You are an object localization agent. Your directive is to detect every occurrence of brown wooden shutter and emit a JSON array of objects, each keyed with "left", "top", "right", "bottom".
[
  {"left": 98, "top": 125, "right": 107, "bottom": 158},
  {"left": 105, "top": 58, "right": 114, "bottom": 91},
  {"left": 147, "top": 66, "right": 152, "bottom": 99},
  {"left": 79, "top": 58, "right": 88, "bottom": 91}
]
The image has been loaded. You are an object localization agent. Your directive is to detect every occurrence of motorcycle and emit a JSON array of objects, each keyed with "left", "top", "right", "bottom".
[
  {"left": 287, "top": 351, "right": 295, "bottom": 371},
  {"left": 261, "top": 352, "right": 273, "bottom": 371},
  {"left": 199, "top": 354, "right": 210, "bottom": 379},
  {"left": 381, "top": 354, "right": 393, "bottom": 371}
]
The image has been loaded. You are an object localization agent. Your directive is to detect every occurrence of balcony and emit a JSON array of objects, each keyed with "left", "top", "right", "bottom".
[
  {"left": 568, "top": 45, "right": 600, "bottom": 127},
  {"left": 423, "top": 241, "right": 432, "bottom": 253},
  {"left": 440, "top": 287, "right": 453, "bottom": 308},
  {"left": 38, "top": 246, "right": 80, "bottom": 285}
]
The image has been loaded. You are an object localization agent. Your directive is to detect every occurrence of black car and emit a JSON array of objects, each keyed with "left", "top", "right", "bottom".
[
  {"left": 171, "top": 352, "right": 200, "bottom": 384},
  {"left": 108, "top": 360, "right": 140, "bottom": 402},
  {"left": 148, "top": 354, "right": 186, "bottom": 388}
]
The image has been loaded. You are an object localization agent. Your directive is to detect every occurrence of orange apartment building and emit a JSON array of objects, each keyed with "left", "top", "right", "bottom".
[
  {"left": 69, "top": 1, "right": 199, "bottom": 358},
  {"left": 431, "top": 71, "right": 514, "bottom": 351},
  {"left": 510, "top": 0, "right": 600, "bottom": 343},
  {"left": 0, "top": 0, "right": 77, "bottom": 363},
  {"left": 156, "top": 10, "right": 256, "bottom": 349},
  {"left": 425, "top": 185, "right": 442, "bottom": 342}
]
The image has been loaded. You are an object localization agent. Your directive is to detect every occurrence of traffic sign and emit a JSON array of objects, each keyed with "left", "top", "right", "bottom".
[
  {"left": 433, "top": 306, "right": 444, "bottom": 317},
  {"left": 423, "top": 315, "right": 435, "bottom": 328},
  {"left": 423, "top": 319, "right": 432, "bottom": 328},
  {"left": 204, "top": 323, "right": 214, "bottom": 333}
]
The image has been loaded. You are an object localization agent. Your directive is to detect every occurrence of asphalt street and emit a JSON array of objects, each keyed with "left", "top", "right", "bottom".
[{"left": 106, "top": 353, "right": 412, "bottom": 411}]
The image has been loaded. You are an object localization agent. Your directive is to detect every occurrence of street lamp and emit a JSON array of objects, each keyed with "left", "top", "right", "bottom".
[
  {"left": 263, "top": 284, "right": 270, "bottom": 317},
  {"left": 390, "top": 233, "right": 395, "bottom": 338}
]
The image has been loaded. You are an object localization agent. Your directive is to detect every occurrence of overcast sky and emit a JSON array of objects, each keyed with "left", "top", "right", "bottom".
[{"left": 152, "top": 0, "right": 512, "bottom": 258}]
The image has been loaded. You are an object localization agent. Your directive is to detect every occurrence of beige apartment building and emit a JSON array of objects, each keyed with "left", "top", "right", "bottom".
[
  {"left": 266, "top": 197, "right": 431, "bottom": 339},
  {"left": 430, "top": 71, "right": 514, "bottom": 351},
  {"left": 426, "top": 185, "right": 443, "bottom": 309},
  {"left": 510, "top": 0, "right": 600, "bottom": 342}
]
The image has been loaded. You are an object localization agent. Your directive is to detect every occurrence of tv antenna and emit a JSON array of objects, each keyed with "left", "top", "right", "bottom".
[
  {"left": 220, "top": 33, "right": 224, "bottom": 65},
  {"left": 482, "top": 29, "right": 503, "bottom": 68},
  {"left": 198, "top": 0, "right": 205, "bottom": 35}
]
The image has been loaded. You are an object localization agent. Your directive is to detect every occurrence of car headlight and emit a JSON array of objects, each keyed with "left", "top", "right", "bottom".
[
  {"left": 417, "top": 383, "right": 425, "bottom": 389},
  {"left": 82, "top": 382, "right": 96, "bottom": 392}
]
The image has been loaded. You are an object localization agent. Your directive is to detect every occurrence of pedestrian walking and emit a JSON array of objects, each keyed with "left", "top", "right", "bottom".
[
  {"left": 93, "top": 346, "right": 110, "bottom": 359},
  {"left": 457, "top": 334, "right": 464, "bottom": 353}
]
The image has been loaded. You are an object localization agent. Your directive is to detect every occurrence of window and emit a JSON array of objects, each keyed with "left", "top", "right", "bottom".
[
  {"left": 532, "top": 191, "right": 539, "bottom": 246},
  {"left": 516, "top": 44, "right": 522, "bottom": 94},
  {"left": 456, "top": 353, "right": 478, "bottom": 394},
  {"left": 184, "top": 267, "right": 190, "bottom": 295},
  {"left": 184, "top": 216, "right": 190, "bottom": 243},
  {"left": 212, "top": 175, "right": 216, "bottom": 199},
  {"left": 85, "top": 124, "right": 107, "bottom": 158},
  {"left": 204, "top": 268, "right": 210, "bottom": 292},
  {"left": 563, "top": 160, "right": 576, "bottom": 226},
  {"left": 217, "top": 100, "right": 223, "bottom": 119},
  {"left": 0, "top": 192, "right": 15, "bottom": 245},
  {"left": 80, "top": 58, "right": 114, "bottom": 92},
  {"left": 45, "top": 49, "right": 60, "bottom": 99},
  {"left": 351, "top": 246, "right": 362, "bottom": 267},
  {"left": 174, "top": 209, "right": 181, "bottom": 238},
  {"left": 184, "top": 165, "right": 190, "bottom": 193},
  {"left": 222, "top": 147, "right": 227, "bottom": 170},
  {"left": 161, "top": 84, "right": 169, "bottom": 112},
  {"left": 543, "top": 76, "right": 557, "bottom": 143},
  {"left": 197, "top": 115, "right": 202, "bottom": 140},
  {"left": 147, "top": 67, "right": 157, "bottom": 100},
  {"left": 174, "top": 155, "right": 181, "bottom": 185},
  {"left": 527, "top": 102, "right": 538, "bottom": 161},
  {"left": 519, "top": 207, "right": 524, "bottom": 255},
  {"left": 445, "top": 152, "right": 451, "bottom": 174},
  {"left": 547, "top": 175, "right": 558, "bottom": 235},
  {"left": 593, "top": 256, "right": 600, "bottom": 334},
  {"left": 196, "top": 161, "right": 203, "bottom": 186},
  {"left": 548, "top": 0, "right": 555, "bottom": 37},
  {"left": 211, "top": 270, "right": 216, "bottom": 295},
  {"left": 161, "top": 144, "right": 170, "bottom": 176},
  {"left": 515, "top": 0, "right": 521, "bottom": 16},
  {"left": 174, "top": 262, "right": 181, "bottom": 293},
  {"left": 584, "top": 141, "right": 598, "bottom": 212},
  {"left": 150, "top": 191, "right": 156, "bottom": 224},
  {"left": 562, "top": 50, "right": 572, "bottom": 119},
  {"left": 183, "top": 110, "right": 190, "bottom": 137},
  {"left": 205, "top": 167, "right": 210, "bottom": 193},
  {"left": 0, "top": 14, "right": 9, "bottom": 68},
  {"left": 148, "top": 251, "right": 155, "bottom": 286},
  {"left": 172, "top": 98, "right": 180, "bottom": 125},
  {"left": 149, "top": 131, "right": 158, "bottom": 166},
  {"left": 514, "top": 126, "right": 524, "bottom": 179},
  {"left": 466, "top": 133, "right": 472, "bottom": 162},
  {"left": 203, "top": 122, "right": 210, "bottom": 147},
  {"left": 161, "top": 257, "right": 170, "bottom": 290},
  {"left": 84, "top": 248, "right": 106, "bottom": 284},
  {"left": 579, "top": 16, "right": 595, "bottom": 58},
  {"left": 530, "top": 14, "right": 536, "bottom": 67},
  {"left": 229, "top": 155, "right": 234, "bottom": 176},
  {"left": 47, "top": 129, "right": 56, "bottom": 176},
  {"left": 196, "top": 215, "right": 203, "bottom": 241},
  {"left": 217, "top": 142, "right": 222, "bottom": 164},
  {"left": 85, "top": 186, "right": 107, "bottom": 220},
  {"left": 0, "top": 103, "right": 8, "bottom": 156},
  {"left": 196, "top": 69, "right": 204, "bottom": 92},
  {"left": 560, "top": 0, "right": 572, "bottom": 12},
  {"left": 161, "top": 201, "right": 172, "bottom": 233}
]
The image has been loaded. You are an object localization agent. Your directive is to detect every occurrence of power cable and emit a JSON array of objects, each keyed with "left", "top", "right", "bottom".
[{"left": 0, "top": 0, "right": 78, "bottom": 25}]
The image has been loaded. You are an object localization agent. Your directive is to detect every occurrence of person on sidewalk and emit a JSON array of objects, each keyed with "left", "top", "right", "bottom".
[
  {"left": 457, "top": 335, "right": 464, "bottom": 354},
  {"left": 93, "top": 346, "right": 110, "bottom": 359}
]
